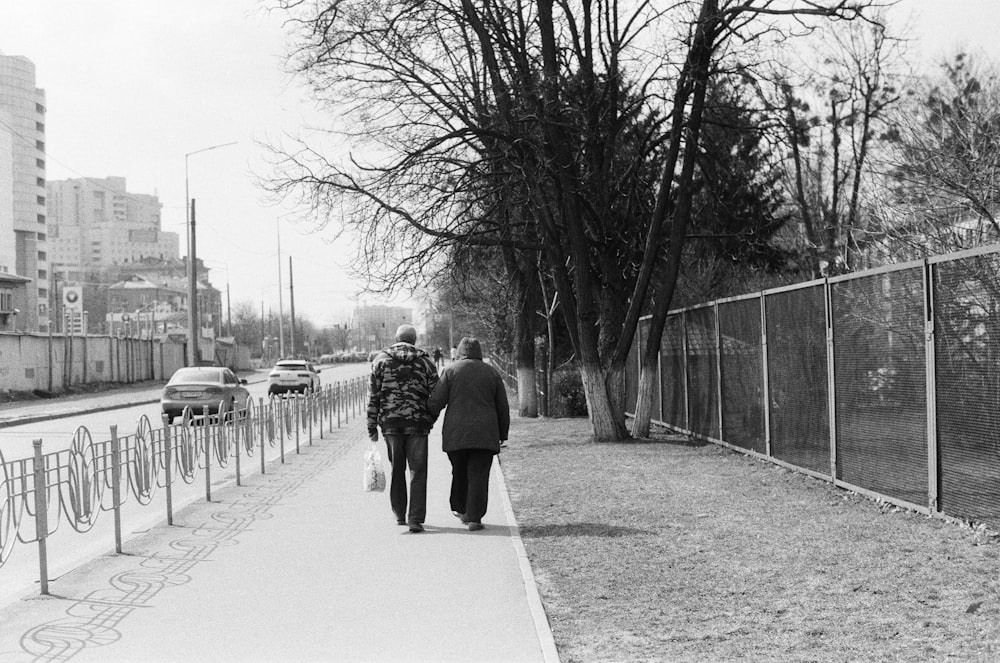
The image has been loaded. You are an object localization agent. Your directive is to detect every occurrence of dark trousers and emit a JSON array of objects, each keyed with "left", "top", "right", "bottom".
[
  {"left": 384, "top": 432, "right": 428, "bottom": 525},
  {"left": 447, "top": 449, "right": 494, "bottom": 524}
]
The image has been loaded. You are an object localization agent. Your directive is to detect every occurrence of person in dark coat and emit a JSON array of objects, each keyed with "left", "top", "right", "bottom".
[
  {"left": 367, "top": 324, "right": 439, "bottom": 533},
  {"left": 428, "top": 336, "right": 510, "bottom": 531}
]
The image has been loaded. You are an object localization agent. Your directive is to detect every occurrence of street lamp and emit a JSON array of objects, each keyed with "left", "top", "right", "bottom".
[{"left": 185, "top": 141, "right": 236, "bottom": 366}]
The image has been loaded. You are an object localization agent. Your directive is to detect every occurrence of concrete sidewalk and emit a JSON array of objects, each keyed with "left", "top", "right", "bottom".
[{"left": 0, "top": 422, "right": 559, "bottom": 662}]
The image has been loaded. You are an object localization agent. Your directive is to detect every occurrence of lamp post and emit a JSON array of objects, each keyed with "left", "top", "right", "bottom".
[{"left": 185, "top": 141, "right": 236, "bottom": 366}]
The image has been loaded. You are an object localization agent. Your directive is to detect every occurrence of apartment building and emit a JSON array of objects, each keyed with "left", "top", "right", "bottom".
[
  {"left": 0, "top": 52, "right": 47, "bottom": 332},
  {"left": 46, "top": 176, "right": 179, "bottom": 273},
  {"left": 354, "top": 303, "right": 414, "bottom": 351}
]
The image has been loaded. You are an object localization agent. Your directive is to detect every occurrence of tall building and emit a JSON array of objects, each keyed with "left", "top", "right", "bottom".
[
  {"left": 353, "top": 303, "right": 414, "bottom": 351},
  {"left": 46, "top": 176, "right": 178, "bottom": 272},
  {"left": 0, "top": 52, "right": 47, "bottom": 332}
]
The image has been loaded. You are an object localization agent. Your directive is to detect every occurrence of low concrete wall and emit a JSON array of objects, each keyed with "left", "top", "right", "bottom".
[{"left": 0, "top": 332, "right": 188, "bottom": 394}]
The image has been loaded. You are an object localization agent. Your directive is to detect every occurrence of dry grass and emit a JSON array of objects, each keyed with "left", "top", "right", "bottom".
[{"left": 499, "top": 416, "right": 1000, "bottom": 663}]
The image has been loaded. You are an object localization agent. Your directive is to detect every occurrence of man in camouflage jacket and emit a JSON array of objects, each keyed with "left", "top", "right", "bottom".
[{"left": 367, "top": 324, "right": 439, "bottom": 532}]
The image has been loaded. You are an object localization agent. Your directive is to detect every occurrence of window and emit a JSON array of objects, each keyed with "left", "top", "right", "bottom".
[
  {"left": 36, "top": 140, "right": 44, "bottom": 151},
  {"left": 36, "top": 158, "right": 45, "bottom": 169},
  {"left": 37, "top": 214, "right": 45, "bottom": 224},
  {"left": 36, "top": 122, "right": 44, "bottom": 132},
  {"left": 37, "top": 251, "right": 46, "bottom": 261},
  {"left": 0, "top": 291, "right": 12, "bottom": 312},
  {"left": 36, "top": 177, "right": 44, "bottom": 187},
  {"left": 36, "top": 195, "right": 45, "bottom": 206},
  {"left": 36, "top": 102, "right": 45, "bottom": 113},
  {"left": 38, "top": 270, "right": 47, "bottom": 279}
]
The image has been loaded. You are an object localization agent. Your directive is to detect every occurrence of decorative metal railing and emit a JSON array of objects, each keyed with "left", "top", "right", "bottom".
[{"left": 0, "top": 376, "right": 369, "bottom": 595}]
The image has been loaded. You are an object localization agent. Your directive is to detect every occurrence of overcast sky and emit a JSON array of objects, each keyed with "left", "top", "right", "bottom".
[{"left": 0, "top": 0, "right": 998, "bottom": 327}]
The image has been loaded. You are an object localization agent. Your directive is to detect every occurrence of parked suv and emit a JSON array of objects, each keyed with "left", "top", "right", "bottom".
[{"left": 268, "top": 359, "right": 321, "bottom": 396}]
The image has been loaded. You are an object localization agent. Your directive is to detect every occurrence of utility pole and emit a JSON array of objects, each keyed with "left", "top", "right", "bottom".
[
  {"left": 187, "top": 198, "right": 199, "bottom": 366},
  {"left": 289, "top": 256, "right": 296, "bottom": 358},
  {"left": 276, "top": 220, "right": 285, "bottom": 358},
  {"left": 226, "top": 282, "right": 232, "bottom": 338}
]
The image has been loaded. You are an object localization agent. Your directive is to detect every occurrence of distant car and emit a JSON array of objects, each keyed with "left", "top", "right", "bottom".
[
  {"left": 161, "top": 366, "right": 250, "bottom": 423},
  {"left": 268, "top": 359, "right": 321, "bottom": 396}
]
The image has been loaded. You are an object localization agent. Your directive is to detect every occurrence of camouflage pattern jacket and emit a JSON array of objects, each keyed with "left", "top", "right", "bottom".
[{"left": 367, "top": 342, "right": 439, "bottom": 435}]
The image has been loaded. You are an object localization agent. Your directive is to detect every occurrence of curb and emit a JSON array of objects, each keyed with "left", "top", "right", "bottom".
[
  {"left": 0, "top": 398, "right": 163, "bottom": 429},
  {"left": 496, "top": 457, "right": 562, "bottom": 663}
]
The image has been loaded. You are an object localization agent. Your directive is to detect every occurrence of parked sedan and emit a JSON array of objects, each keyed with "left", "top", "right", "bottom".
[
  {"left": 161, "top": 366, "right": 250, "bottom": 423},
  {"left": 268, "top": 359, "right": 321, "bottom": 396}
]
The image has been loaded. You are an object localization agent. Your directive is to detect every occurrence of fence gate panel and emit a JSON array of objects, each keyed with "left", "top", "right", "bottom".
[
  {"left": 832, "top": 269, "right": 928, "bottom": 505},
  {"left": 686, "top": 307, "right": 720, "bottom": 440},
  {"left": 659, "top": 314, "right": 686, "bottom": 429},
  {"left": 719, "top": 297, "right": 765, "bottom": 453},
  {"left": 765, "top": 284, "right": 830, "bottom": 475},
  {"left": 934, "top": 253, "right": 1000, "bottom": 526}
]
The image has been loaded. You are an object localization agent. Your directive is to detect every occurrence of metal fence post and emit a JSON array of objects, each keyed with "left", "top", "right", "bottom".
[
  {"left": 294, "top": 396, "right": 301, "bottom": 454},
  {"left": 279, "top": 399, "right": 286, "bottom": 464},
  {"left": 924, "top": 259, "right": 939, "bottom": 512},
  {"left": 337, "top": 383, "right": 342, "bottom": 428},
  {"left": 203, "top": 405, "right": 212, "bottom": 502},
  {"left": 825, "top": 278, "right": 838, "bottom": 480},
  {"left": 714, "top": 303, "right": 724, "bottom": 440},
  {"left": 308, "top": 393, "right": 314, "bottom": 445},
  {"left": 760, "top": 293, "right": 772, "bottom": 458},
  {"left": 162, "top": 414, "right": 173, "bottom": 525},
  {"left": 31, "top": 439, "right": 49, "bottom": 595},
  {"left": 681, "top": 312, "right": 690, "bottom": 432},
  {"left": 259, "top": 397, "right": 266, "bottom": 475},
  {"left": 234, "top": 409, "right": 242, "bottom": 487},
  {"left": 110, "top": 425, "right": 123, "bottom": 554}
]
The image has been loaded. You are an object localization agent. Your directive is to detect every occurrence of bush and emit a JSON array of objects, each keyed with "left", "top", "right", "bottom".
[{"left": 550, "top": 368, "right": 588, "bottom": 417}]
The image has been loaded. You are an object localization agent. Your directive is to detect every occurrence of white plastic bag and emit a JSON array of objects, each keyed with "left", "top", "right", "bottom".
[{"left": 363, "top": 442, "right": 387, "bottom": 492}]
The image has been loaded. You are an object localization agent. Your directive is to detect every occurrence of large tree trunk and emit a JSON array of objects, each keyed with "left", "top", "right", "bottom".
[
  {"left": 604, "top": 360, "right": 627, "bottom": 421},
  {"left": 580, "top": 359, "right": 629, "bottom": 441},
  {"left": 631, "top": 0, "right": 719, "bottom": 438},
  {"left": 631, "top": 351, "right": 659, "bottom": 438},
  {"left": 516, "top": 293, "right": 538, "bottom": 417},
  {"left": 517, "top": 365, "right": 538, "bottom": 417}
]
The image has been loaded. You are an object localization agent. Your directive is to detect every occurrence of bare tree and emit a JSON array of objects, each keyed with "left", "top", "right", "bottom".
[
  {"left": 266, "top": 0, "right": 880, "bottom": 441},
  {"left": 768, "top": 12, "right": 901, "bottom": 276},
  {"left": 878, "top": 52, "right": 1000, "bottom": 258},
  {"left": 628, "top": 1, "right": 884, "bottom": 437}
]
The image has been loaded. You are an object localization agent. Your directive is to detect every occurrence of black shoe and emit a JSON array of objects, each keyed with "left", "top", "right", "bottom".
[
  {"left": 408, "top": 523, "right": 424, "bottom": 533},
  {"left": 397, "top": 518, "right": 406, "bottom": 525},
  {"left": 467, "top": 522, "right": 484, "bottom": 532},
  {"left": 452, "top": 511, "right": 469, "bottom": 523}
]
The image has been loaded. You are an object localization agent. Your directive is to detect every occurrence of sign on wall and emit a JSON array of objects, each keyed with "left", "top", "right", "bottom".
[{"left": 63, "top": 286, "right": 83, "bottom": 312}]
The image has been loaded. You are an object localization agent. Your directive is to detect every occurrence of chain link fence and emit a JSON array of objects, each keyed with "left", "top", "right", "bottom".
[{"left": 628, "top": 244, "right": 1000, "bottom": 528}]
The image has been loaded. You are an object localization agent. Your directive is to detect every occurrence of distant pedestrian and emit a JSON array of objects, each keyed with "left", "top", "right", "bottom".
[
  {"left": 428, "top": 336, "right": 509, "bottom": 532},
  {"left": 367, "top": 324, "right": 439, "bottom": 533},
  {"left": 433, "top": 346, "right": 444, "bottom": 369},
  {"left": 450, "top": 345, "right": 458, "bottom": 362}
]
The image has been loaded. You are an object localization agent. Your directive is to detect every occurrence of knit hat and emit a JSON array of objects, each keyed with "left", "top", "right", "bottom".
[
  {"left": 456, "top": 337, "right": 483, "bottom": 360},
  {"left": 394, "top": 324, "right": 417, "bottom": 344}
]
